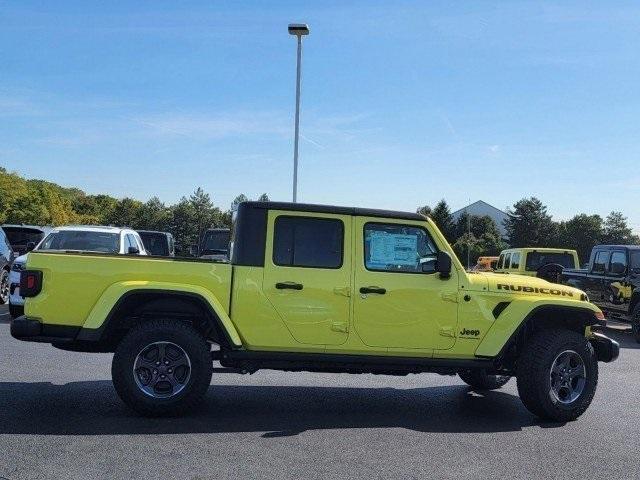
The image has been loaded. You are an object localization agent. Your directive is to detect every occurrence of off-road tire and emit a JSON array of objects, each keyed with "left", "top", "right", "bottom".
[
  {"left": 517, "top": 328, "right": 598, "bottom": 422},
  {"left": 631, "top": 304, "right": 640, "bottom": 344},
  {"left": 0, "top": 269, "right": 9, "bottom": 305},
  {"left": 458, "top": 370, "right": 511, "bottom": 390},
  {"left": 112, "top": 319, "right": 212, "bottom": 417}
]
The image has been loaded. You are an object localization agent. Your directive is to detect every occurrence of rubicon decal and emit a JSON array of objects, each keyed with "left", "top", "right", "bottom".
[{"left": 497, "top": 284, "right": 574, "bottom": 297}]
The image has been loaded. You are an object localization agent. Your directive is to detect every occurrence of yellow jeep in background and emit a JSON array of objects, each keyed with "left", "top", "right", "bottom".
[
  {"left": 495, "top": 247, "right": 580, "bottom": 282},
  {"left": 12, "top": 202, "right": 618, "bottom": 421}
]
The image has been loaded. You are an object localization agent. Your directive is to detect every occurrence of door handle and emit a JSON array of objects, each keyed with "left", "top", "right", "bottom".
[
  {"left": 275, "top": 282, "right": 303, "bottom": 290},
  {"left": 359, "top": 286, "right": 386, "bottom": 295}
]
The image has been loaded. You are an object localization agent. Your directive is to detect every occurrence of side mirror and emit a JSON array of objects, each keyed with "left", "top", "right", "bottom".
[
  {"left": 421, "top": 251, "right": 452, "bottom": 278},
  {"left": 127, "top": 246, "right": 140, "bottom": 255},
  {"left": 26, "top": 242, "right": 36, "bottom": 252},
  {"left": 189, "top": 244, "right": 199, "bottom": 257},
  {"left": 436, "top": 251, "right": 452, "bottom": 278}
]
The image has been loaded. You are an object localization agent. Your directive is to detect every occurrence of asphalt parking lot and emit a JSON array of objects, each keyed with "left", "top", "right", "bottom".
[{"left": 1, "top": 303, "right": 638, "bottom": 480}]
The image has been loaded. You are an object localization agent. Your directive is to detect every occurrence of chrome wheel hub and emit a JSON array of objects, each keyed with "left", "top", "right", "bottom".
[
  {"left": 133, "top": 342, "right": 191, "bottom": 399},
  {"left": 549, "top": 350, "right": 586, "bottom": 405}
]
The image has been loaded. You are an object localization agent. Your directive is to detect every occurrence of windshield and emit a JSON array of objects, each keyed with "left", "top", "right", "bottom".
[
  {"left": 2, "top": 227, "right": 46, "bottom": 249},
  {"left": 139, "top": 232, "right": 169, "bottom": 256},
  {"left": 201, "top": 230, "right": 230, "bottom": 255},
  {"left": 631, "top": 250, "right": 640, "bottom": 271},
  {"left": 39, "top": 231, "right": 120, "bottom": 253},
  {"left": 525, "top": 252, "right": 575, "bottom": 271}
]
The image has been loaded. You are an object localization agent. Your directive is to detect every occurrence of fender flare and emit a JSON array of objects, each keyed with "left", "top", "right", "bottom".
[
  {"left": 475, "top": 299, "right": 602, "bottom": 358},
  {"left": 76, "top": 281, "right": 242, "bottom": 347}
]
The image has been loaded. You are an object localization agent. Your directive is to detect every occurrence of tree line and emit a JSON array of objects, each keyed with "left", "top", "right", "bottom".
[
  {"left": 417, "top": 197, "right": 639, "bottom": 265},
  {"left": 0, "top": 167, "right": 266, "bottom": 255},
  {"left": 1, "top": 168, "right": 637, "bottom": 263}
]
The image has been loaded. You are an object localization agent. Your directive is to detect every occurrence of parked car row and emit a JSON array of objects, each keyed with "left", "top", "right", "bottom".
[
  {"left": 2, "top": 223, "right": 233, "bottom": 319},
  {"left": 472, "top": 244, "right": 640, "bottom": 342}
]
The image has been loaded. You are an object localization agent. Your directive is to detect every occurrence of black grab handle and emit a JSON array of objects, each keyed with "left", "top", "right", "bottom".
[
  {"left": 359, "top": 286, "right": 386, "bottom": 295},
  {"left": 276, "top": 282, "right": 304, "bottom": 290}
]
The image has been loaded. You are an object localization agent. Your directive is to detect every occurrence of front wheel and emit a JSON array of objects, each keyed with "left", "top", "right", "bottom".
[
  {"left": 112, "top": 319, "right": 213, "bottom": 416},
  {"left": 517, "top": 329, "right": 598, "bottom": 422},
  {"left": 458, "top": 370, "right": 511, "bottom": 390}
]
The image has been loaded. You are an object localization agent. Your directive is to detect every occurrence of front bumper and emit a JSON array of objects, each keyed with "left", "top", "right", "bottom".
[{"left": 590, "top": 332, "right": 620, "bottom": 363}]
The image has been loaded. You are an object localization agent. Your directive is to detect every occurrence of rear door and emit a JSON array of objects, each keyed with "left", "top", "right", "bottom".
[
  {"left": 262, "top": 210, "right": 352, "bottom": 346},
  {"left": 352, "top": 217, "right": 459, "bottom": 350}
]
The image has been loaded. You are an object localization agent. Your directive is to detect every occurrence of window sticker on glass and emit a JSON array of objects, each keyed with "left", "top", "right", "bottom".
[{"left": 369, "top": 231, "right": 418, "bottom": 267}]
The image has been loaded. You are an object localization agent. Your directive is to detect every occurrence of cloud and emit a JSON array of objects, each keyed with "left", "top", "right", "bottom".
[
  {"left": 488, "top": 144, "right": 500, "bottom": 153},
  {"left": 135, "top": 112, "right": 290, "bottom": 140}
]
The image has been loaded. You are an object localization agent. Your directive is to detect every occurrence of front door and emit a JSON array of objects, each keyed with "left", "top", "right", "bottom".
[
  {"left": 262, "top": 211, "right": 351, "bottom": 346},
  {"left": 352, "top": 218, "right": 459, "bottom": 350}
]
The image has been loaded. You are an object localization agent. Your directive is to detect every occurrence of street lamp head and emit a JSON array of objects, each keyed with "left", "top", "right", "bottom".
[{"left": 288, "top": 23, "right": 309, "bottom": 36}]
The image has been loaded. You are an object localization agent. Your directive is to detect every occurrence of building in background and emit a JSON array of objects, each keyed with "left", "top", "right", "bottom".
[{"left": 451, "top": 200, "right": 510, "bottom": 240}]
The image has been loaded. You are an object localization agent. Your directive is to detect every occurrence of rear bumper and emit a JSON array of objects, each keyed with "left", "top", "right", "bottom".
[
  {"left": 590, "top": 332, "right": 620, "bottom": 363},
  {"left": 10, "top": 316, "right": 79, "bottom": 344}
]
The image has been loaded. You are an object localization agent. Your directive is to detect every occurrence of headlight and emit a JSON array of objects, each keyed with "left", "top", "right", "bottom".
[{"left": 11, "top": 263, "right": 24, "bottom": 272}]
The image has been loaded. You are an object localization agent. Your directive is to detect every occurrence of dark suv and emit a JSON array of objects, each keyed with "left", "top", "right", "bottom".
[{"left": 0, "top": 228, "right": 16, "bottom": 304}]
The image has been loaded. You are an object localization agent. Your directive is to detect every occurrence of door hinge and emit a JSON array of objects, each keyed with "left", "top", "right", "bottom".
[
  {"left": 439, "top": 326, "right": 455, "bottom": 338},
  {"left": 331, "top": 322, "right": 349, "bottom": 333},
  {"left": 440, "top": 291, "right": 459, "bottom": 303},
  {"left": 333, "top": 286, "right": 351, "bottom": 297}
]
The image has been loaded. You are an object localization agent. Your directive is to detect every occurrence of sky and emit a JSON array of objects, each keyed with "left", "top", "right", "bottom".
[{"left": 1, "top": 1, "right": 639, "bottom": 231}]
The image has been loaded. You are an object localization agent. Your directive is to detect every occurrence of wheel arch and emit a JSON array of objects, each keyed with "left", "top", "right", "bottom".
[
  {"left": 476, "top": 303, "right": 602, "bottom": 360},
  {"left": 77, "top": 283, "right": 243, "bottom": 350}
]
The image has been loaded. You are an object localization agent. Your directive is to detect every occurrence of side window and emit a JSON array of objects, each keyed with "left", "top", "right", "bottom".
[
  {"left": 504, "top": 253, "right": 512, "bottom": 270},
  {"left": 497, "top": 254, "right": 505, "bottom": 269},
  {"left": 125, "top": 234, "right": 136, "bottom": 252},
  {"left": 592, "top": 251, "right": 609, "bottom": 273},
  {"left": 133, "top": 234, "right": 145, "bottom": 252},
  {"left": 609, "top": 251, "right": 627, "bottom": 275},
  {"left": 273, "top": 216, "right": 343, "bottom": 269},
  {"left": 364, "top": 223, "right": 437, "bottom": 273},
  {"left": 511, "top": 252, "right": 521, "bottom": 269}
]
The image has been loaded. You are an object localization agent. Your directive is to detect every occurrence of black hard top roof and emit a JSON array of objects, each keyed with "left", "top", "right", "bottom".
[
  {"left": 241, "top": 201, "right": 425, "bottom": 222},
  {"left": 595, "top": 244, "right": 640, "bottom": 250}
]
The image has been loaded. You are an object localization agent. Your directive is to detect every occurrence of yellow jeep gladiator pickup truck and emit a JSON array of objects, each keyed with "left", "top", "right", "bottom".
[{"left": 12, "top": 202, "right": 619, "bottom": 421}]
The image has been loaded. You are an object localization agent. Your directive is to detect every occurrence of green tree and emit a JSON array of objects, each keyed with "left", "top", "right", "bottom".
[
  {"left": 105, "top": 198, "right": 145, "bottom": 228},
  {"left": 430, "top": 200, "right": 455, "bottom": 243},
  {"left": 453, "top": 214, "right": 506, "bottom": 267},
  {"left": 137, "top": 197, "right": 172, "bottom": 232},
  {"left": 601, "top": 211, "right": 639, "bottom": 245},
  {"left": 556, "top": 214, "right": 603, "bottom": 264},
  {"left": 257, "top": 193, "right": 270, "bottom": 202},
  {"left": 416, "top": 205, "right": 431, "bottom": 217},
  {"left": 504, "top": 197, "right": 557, "bottom": 247}
]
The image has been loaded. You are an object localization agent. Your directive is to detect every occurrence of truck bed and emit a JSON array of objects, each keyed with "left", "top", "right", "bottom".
[{"left": 24, "top": 252, "right": 233, "bottom": 328}]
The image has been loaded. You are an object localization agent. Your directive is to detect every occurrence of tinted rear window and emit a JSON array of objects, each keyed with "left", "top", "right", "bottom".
[
  {"left": 273, "top": 216, "right": 343, "bottom": 269},
  {"left": 631, "top": 250, "right": 640, "bottom": 271},
  {"left": 201, "top": 230, "right": 230, "bottom": 255},
  {"left": 2, "top": 227, "right": 46, "bottom": 247},
  {"left": 525, "top": 252, "right": 575, "bottom": 271},
  {"left": 139, "top": 232, "right": 169, "bottom": 256},
  {"left": 40, "top": 231, "right": 120, "bottom": 253}
]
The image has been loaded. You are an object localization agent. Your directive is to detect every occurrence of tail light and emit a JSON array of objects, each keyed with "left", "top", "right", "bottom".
[{"left": 20, "top": 270, "right": 43, "bottom": 297}]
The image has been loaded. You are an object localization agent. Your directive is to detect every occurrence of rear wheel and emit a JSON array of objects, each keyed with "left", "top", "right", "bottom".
[
  {"left": 112, "top": 319, "right": 213, "bottom": 416},
  {"left": 0, "top": 270, "right": 9, "bottom": 304},
  {"left": 517, "top": 329, "right": 597, "bottom": 422},
  {"left": 458, "top": 370, "right": 511, "bottom": 390}
]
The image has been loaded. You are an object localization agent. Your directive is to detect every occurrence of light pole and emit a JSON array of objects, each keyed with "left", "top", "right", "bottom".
[{"left": 288, "top": 23, "right": 309, "bottom": 203}]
